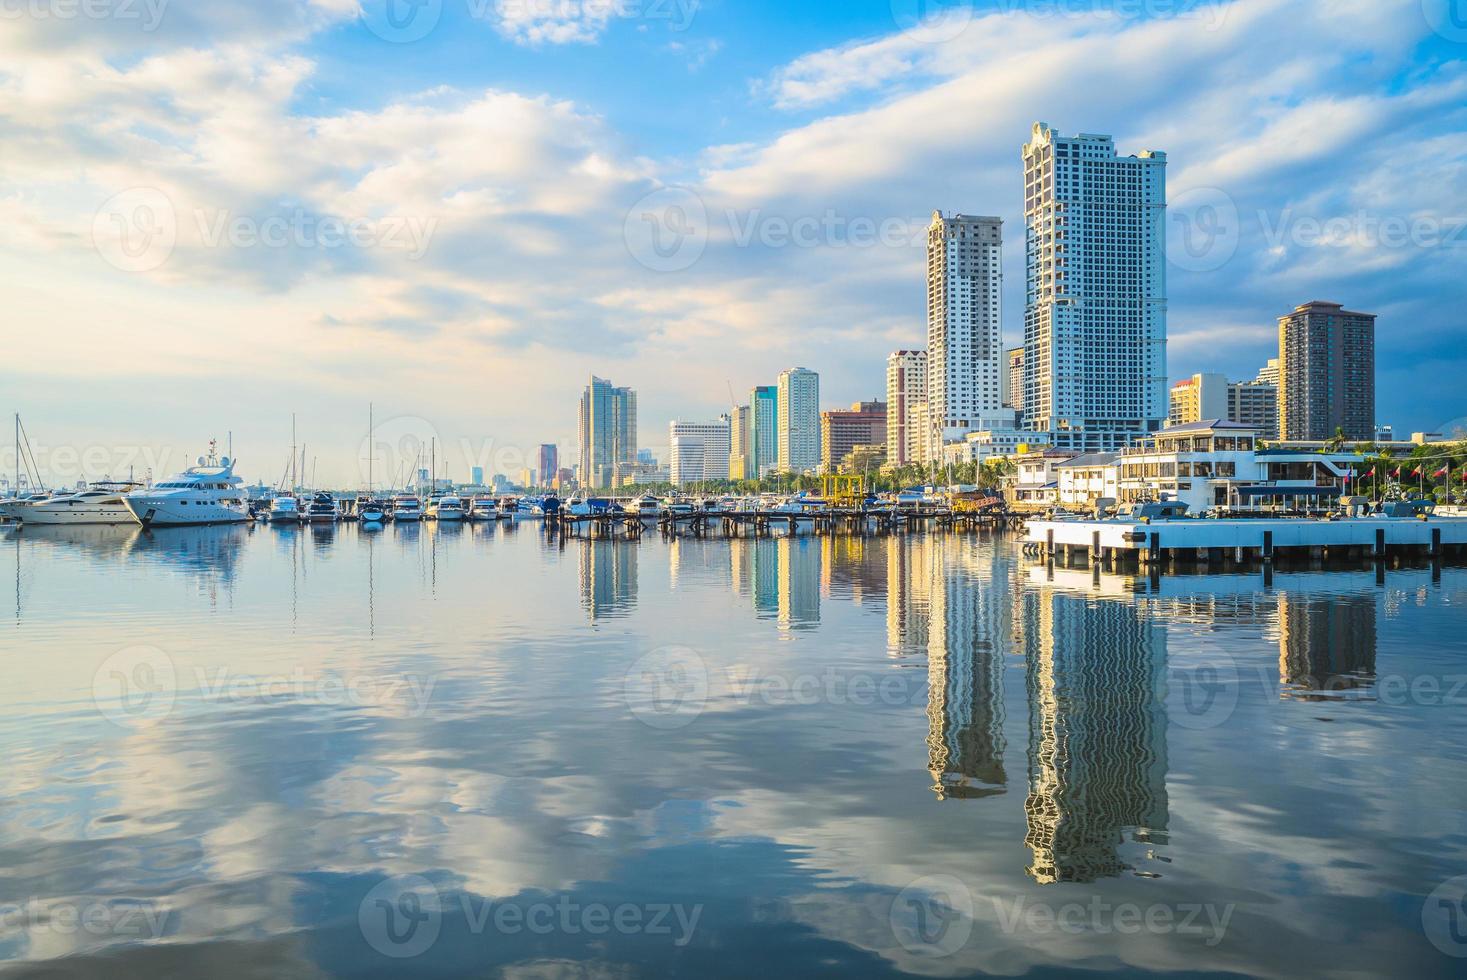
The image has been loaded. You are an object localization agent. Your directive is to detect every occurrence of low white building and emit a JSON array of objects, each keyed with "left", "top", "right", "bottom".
[
  {"left": 1055, "top": 453, "right": 1120, "bottom": 510},
  {"left": 1007, "top": 449, "right": 1075, "bottom": 510}
]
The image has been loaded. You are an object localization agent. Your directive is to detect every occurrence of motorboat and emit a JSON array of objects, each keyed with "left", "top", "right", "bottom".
[
  {"left": 264, "top": 495, "right": 302, "bottom": 524},
  {"left": 391, "top": 493, "right": 424, "bottom": 522},
  {"left": 301, "top": 492, "right": 339, "bottom": 524},
  {"left": 565, "top": 495, "right": 622, "bottom": 517},
  {"left": 14, "top": 483, "right": 139, "bottom": 525},
  {"left": 360, "top": 498, "right": 388, "bottom": 523},
  {"left": 467, "top": 496, "right": 499, "bottom": 521},
  {"left": 122, "top": 445, "right": 251, "bottom": 527},
  {"left": 661, "top": 496, "right": 695, "bottom": 517},
  {"left": 626, "top": 494, "right": 661, "bottom": 517},
  {"left": 430, "top": 495, "right": 466, "bottom": 521},
  {"left": 496, "top": 497, "right": 519, "bottom": 520}
]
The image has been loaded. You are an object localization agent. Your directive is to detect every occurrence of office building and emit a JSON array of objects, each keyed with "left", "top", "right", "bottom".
[
  {"left": 820, "top": 401, "right": 886, "bottom": 474},
  {"left": 669, "top": 418, "right": 731, "bottom": 486},
  {"left": 926, "top": 212, "right": 1005, "bottom": 451},
  {"left": 470, "top": 466, "right": 484, "bottom": 485},
  {"left": 749, "top": 385, "right": 779, "bottom": 477},
  {"left": 577, "top": 375, "right": 637, "bottom": 489},
  {"left": 886, "top": 350, "right": 927, "bottom": 468},
  {"left": 1022, "top": 122, "right": 1168, "bottom": 452},
  {"left": 728, "top": 405, "right": 752, "bottom": 480},
  {"left": 1168, "top": 373, "right": 1229, "bottom": 427},
  {"left": 776, "top": 368, "right": 820, "bottom": 472},
  {"left": 536, "top": 445, "right": 558, "bottom": 487},
  {"left": 1278, "top": 300, "right": 1377, "bottom": 441}
]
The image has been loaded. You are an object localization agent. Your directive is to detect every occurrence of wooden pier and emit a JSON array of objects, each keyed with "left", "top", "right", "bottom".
[{"left": 547, "top": 506, "right": 1022, "bottom": 538}]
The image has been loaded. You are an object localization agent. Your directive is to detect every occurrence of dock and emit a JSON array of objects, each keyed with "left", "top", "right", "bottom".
[
  {"left": 549, "top": 506, "right": 1021, "bottom": 537},
  {"left": 1024, "top": 515, "right": 1467, "bottom": 569}
]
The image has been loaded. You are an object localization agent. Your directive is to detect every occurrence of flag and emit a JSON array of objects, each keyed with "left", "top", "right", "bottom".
[
  {"left": 1392, "top": 467, "right": 1401, "bottom": 478},
  {"left": 1365, "top": 468, "right": 1375, "bottom": 478},
  {"left": 1413, "top": 467, "right": 1423, "bottom": 477},
  {"left": 1435, "top": 466, "right": 1450, "bottom": 478}
]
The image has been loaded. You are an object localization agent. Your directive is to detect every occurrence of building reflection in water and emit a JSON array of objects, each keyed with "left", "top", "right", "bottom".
[
  {"left": 1018, "top": 589, "right": 1169, "bottom": 884},
  {"left": 730, "top": 536, "right": 779, "bottom": 621},
  {"left": 731, "top": 535, "right": 821, "bottom": 632},
  {"left": 923, "top": 539, "right": 1009, "bottom": 801},
  {"left": 1276, "top": 590, "right": 1378, "bottom": 701},
  {"left": 578, "top": 538, "right": 637, "bottom": 621}
]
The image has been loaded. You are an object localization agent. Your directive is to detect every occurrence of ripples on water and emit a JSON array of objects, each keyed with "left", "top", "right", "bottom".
[{"left": 1, "top": 522, "right": 1465, "bottom": 978}]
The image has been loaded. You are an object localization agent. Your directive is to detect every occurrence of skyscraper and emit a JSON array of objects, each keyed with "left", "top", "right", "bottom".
[
  {"left": 536, "top": 444, "right": 558, "bottom": 488},
  {"left": 577, "top": 375, "right": 636, "bottom": 489},
  {"left": 1006, "top": 347, "right": 1025, "bottom": 413},
  {"left": 728, "top": 404, "right": 752, "bottom": 480},
  {"left": 820, "top": 401, "right": 886, "bottom": 473},
  {"left": 776, "top": 368, "right": 820, "bottom": 472},
  {"left": 1278, "top": 301, "right": 1376, "bottom": 441},
  {"left": 749, "top": 385, "right": 779, "bottom": 477},
  {"left": 1022, "top": 122, "right": 1168, "bottom": 452},
  {"left": 669, "top": 418, "right": 731, "bottom": 486},
  {"left": 926, "top": 212, "right": 1005, "bottom": 453},
  {"left": 885, "top": 350, "right": 927, "bottom": 467}
]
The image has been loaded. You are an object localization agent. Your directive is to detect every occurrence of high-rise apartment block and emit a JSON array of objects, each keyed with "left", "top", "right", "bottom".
[
  {"left": 1278, "top": 301, "right": 1376, "bottom": 441},
  {"left": 885, "top": 350, "right": 927, "bottom": 467},
  {"left": 669, "top": 418, "right": 731, "bottom": 486},
  {"left": 577, "top": 376, "right": 637, "bottom": 489},
  {"left": 926, "top": 213, "right": 1005, "bottom": 451},
  {"left": 777, "top": 368, "right": 820, "bottom": 473},
  {"left": 1022, "top": 122, "right": 1167, "bottom": 452},
  {"left": 821, "top": 401, "right": 886, "bottom": 473},
  {"left": 749, "top": 385, "right": 779, "bottom": 477}
]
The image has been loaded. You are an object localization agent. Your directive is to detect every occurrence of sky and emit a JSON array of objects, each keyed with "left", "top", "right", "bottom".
[{"left": 2, "top": 0, "right": 1465, "bottom": 487}]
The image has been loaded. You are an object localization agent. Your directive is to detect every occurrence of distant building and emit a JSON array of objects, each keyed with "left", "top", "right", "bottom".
[
  {"left": 1278, "top": 301, "right": 1376, "bottom": 441},
  {"left": 749, "top": 385, "right": 779, "bottom": 476},
  {"left": 729, "top": 405, "right": 752, "bottom": 480},
  {"left": 1255, "top": 358, "right": 1280, "bottom": 386},
  {"left": 927, "top": 212, "right": 1005, "bottom": 449},
  {"left": 669, "top": 418, "right": 732, "bottom": 486},
  {"left": 536, "top": 445, "right": 558, "bottom": 487},
  {"left": 1005, "top": 347, "right": 1025, "bottom": 413},
  {"left": 776, "top": 368, "right": 820, "bottom": 472},
  {"left": 1022, "top": 122, "right": 1167, "bottom": 452},
  {"left": 885, "top": 350, "right": 927, "bottom": 468},
  {"left": 470, "top": 466, "right": 484, "bottom": 485},
  {"left": 554, "top": 467, "right": 574, "bottom": 490},
  {"left": 578, "top": 375, "right": 637, "bottom": 489},
  {"left": 820, "top": 401, "right": 886, "bottom": 474},
  {"left": 1228, "top": 378, "right": 1278, "bottom": 440},
  {"left": 616, "top": 461, "right": 667, "bottom": 486},
  {"left": 1170, "top": 371, "right": 1277, "bottom": 440}
]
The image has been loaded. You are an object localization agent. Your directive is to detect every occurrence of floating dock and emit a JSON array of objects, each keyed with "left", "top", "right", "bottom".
[{"left": 1024, "top": 515, "right": 1467, "bottom": 567}]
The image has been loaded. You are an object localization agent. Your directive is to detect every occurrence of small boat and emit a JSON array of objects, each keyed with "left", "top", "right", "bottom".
[
  {"left": 264, "top": 495, "right": 302, "bottom": 524},
  {"left": 626, "top": 494, "right": 661, "bottom": 517},
  {"left": 467, "top": 496, "right": 499, "bottom": 521},
  {"left": 661, "top": 496, "right": 695, "bottom": 517},
  {"left": 360, "top": 498, "right": 388, "bottom": 523},
  {"left": 430, "top": 495, "right": 466, "bottom": 521},
  {"left": 496, "top": 497, "right": 519, "bottom": 521},
  {"left": 565, "top": 495, "right": 622, "bottom": 517},
  {"left": 391, "top": 493, "right": 423, "bottom": 522},
  {"left": 301, "top": 492, "right": 339, "bottom": 524}
]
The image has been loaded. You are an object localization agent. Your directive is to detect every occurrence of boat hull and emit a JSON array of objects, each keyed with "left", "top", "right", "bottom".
[
  {"left": 18, "top": 504, "right": 134, "bottom": 525},
  {"left": 122, "top": 497, "right": 250, "bottom": 527}
]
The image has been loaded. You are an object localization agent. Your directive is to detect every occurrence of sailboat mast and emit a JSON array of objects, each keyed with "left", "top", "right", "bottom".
[{"left": 368, "top": 402, "right": 373, "bottom": 493}]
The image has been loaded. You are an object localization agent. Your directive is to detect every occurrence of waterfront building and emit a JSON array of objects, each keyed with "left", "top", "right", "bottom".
[
  {"left": 958, "top": 426, "right": 1043, "bottom": 463},
  {"left": 1022, "top": 122, "right": 1168, "bottom": 452},
  {"left": 578, "top": 375, "right": 637, "bottom": 489},
  {"left": 669, "top": 418, "right": 731, "bottom": 486},
  {"left": 1008, "top": 449, "right": 1076, "bottom": 509},
  {"left": 776, "top": 368, "right": 820, "bottom": 473},
  {"left": 840, "top": 443, "right": 886, "bottom": 475},
  {"left": 820, "top": 401, "right": 886, "bottom": 474},
  {"left": 1278, "top": 301, "right": 1376, "bottom": 441},
  {"left": 1005, "top": 347, "right": 1025, "bottom": 413},
  {"left": 729, "top": 405, "right": 752, "bottom": 480},
  {"left": 885, "top": 350, "right": 927, "bottom": 467},
  {"left": 616, "top": 461, "right": 669, "bottom": 486},
  {"left": 1055, "top": 453, "right": 1120, "bottom": 510},
  {"left": 749, "top": 385, "right": 779, "bottom": 476},
  {"left": 926, "top": 212, "right": 1005, "bottom": 454}
]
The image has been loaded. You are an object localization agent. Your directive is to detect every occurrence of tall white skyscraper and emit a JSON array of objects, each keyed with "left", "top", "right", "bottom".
[
  {"left": 776, "top": 368, "right": 820, "bottom": 472},
  {"left": 669, "top": 418, "right": 731, "bottom": 486},
  {"left": 885, "top": 349, "right": 927, "bottom": 467},
  {"left": 1022, "top": 122, "right": 1167, "bottom": 452},
  {"left": 926, "top": 212, "right": 1005, "bottom": 457}
]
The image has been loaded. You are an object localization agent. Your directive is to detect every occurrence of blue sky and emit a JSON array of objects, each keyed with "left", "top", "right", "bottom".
[{"left": 2, "top": 0, "right": 1465, "bottom": 486}]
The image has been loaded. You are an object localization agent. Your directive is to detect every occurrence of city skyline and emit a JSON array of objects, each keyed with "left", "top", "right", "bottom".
[{"left": 3, "top": 1, "right": 1465, "bottom": 485}]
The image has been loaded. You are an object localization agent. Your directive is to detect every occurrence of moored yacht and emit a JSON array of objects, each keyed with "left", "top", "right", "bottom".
[
  {"left": 360, "top": 498, "right": 388, "bottom": 523},
  {"left": 123, "top": 446, "right": 250, "bottom": 527},
  {"left": 392, "top": 493, "right": 424, "bottom": 522},
  {"left": 17, "top": 483, "right": 140, "bottom": 525},
  {"left": 467, "top": 495, "right": 499, "bottom": 521},
  {"left": 626, "top": 494, "right": 660, "bottom": 518},
  {"left": 265, "top": 495, "right": 302, "bottom": 524},
  {"left": 301, "top": 492, "right": 339, "bottom": 524},
  {"left": 430, "top": 495, "right": 466, "bottom": 521}
]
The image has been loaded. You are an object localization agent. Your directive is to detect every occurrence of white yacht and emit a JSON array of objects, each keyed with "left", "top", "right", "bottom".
[
  {"left": 429, "top": 495, "right": 466, "bottom": 521},
  {"left": 392, "top": 493, "right": 423, "bottom": 522},
  {"left": 264, "top": 495, "right": 302, "bottom": 524},
  {"left": 0, "top": 489, "right": 54, "bottom": 522},
  {"left": 15, "top": 483, "right": 139, "bottom": 525},
  {"left": 123, "top": 447, "right": 250, "bottom": 527},
  {"left": 467, "top": 496, "right": 499, "bottom": 521},
  {"left": 301, "top": 492, "right": 339, "bottom": 524}
]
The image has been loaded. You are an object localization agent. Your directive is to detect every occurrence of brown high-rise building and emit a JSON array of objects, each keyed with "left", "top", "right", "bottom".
[
  {"left": 1278, "top": 301, "right": 1376, "bottom": 441},
  {"left": 820, "top": 401, "right": 886, "bottom": 473}
]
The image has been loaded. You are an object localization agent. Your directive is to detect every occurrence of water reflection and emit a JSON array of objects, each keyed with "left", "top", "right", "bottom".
[
  {"left": 1277, "top": 591, "right": 1378, "bottom": 700},
  {"left": 579, "top": 537, "right": 638, "bottom": 621}
]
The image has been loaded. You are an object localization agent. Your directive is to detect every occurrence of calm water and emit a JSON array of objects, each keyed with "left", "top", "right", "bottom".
[{"left": 2, "top": 521, "right": 1466, "bottom": 978}]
